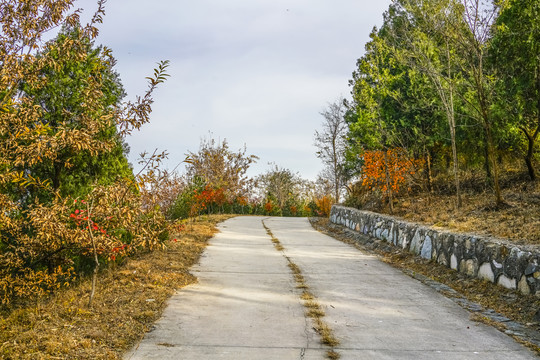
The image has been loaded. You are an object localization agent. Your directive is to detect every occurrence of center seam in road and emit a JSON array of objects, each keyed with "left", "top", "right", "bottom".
[{"left": 262, "top": 219, "right": 341, "bottom": 360}]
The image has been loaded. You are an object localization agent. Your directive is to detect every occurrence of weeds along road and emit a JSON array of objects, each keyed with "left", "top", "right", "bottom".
[{"left": 125, "top": 216, "right": 537, "bottom": 360}]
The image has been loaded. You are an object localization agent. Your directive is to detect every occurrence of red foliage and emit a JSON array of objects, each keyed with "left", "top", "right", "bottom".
[{"left": 191, "top": 185, "right": 228, "bottom": 216}]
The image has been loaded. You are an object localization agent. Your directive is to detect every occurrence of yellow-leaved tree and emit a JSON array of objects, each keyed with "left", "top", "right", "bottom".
[{"left": 0, "top": 0, "right": 171, "bottom": 306}]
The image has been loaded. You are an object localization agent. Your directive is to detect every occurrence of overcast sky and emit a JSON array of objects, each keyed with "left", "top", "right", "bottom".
[{"left": 74, "top": 0, "right": 391, "bottom": 180}]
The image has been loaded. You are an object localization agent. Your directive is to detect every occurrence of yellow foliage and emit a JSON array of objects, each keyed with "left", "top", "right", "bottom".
[{"left": 315, "top": 196, "right": 333, "bottom": 218}]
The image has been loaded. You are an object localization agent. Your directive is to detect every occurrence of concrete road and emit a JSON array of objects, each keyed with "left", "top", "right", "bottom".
[{"left": 125, "top": 216, "right": 538, "bottom": 359}]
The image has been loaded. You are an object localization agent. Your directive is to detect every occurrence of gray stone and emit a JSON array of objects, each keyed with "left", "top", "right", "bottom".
[
  {"left": 518, "top": 276, "right": 531, "bottom": 295},
  {"left": 478, "top": 262, "right": 495, "bottom": 282},
  {"left": 420, "top": 236, "right": 432, "bottom": 260},
  {"left": 410, "top": 229, "right": 423, "bottom": 255},
  {"left": 525, "top": 263, "right": 537, "bottom": 276},
  {"left": 451, "top": 254, "right": 458, "bottom": 270},
  {"left": 438, "top": 253, "right": 448, "bottom": 266},
  {"left": 381, "top": 228, "right": 389, "bottom": 242},
  {"left": 459, "top": 259, "right": 477, "bottom": 277},
  {"left": 401, "top": 230, "right": 412, "bottom": 250},
  {"left": 498, "top": 274, "right": 517, "bottom": 290},
  {"left": 453, "top": 236, "right": 465, "bottom": 260},
  {"left": 505, "top": 247, "right": 532, "bottom": 279}
]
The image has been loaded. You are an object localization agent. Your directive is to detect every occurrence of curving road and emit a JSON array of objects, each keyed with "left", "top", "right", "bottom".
[{"left": 125, "top": 216, "right": 537, "bottom": 360}]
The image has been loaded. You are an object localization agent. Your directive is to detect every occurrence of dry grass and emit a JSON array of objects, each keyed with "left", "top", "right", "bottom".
[
  {"left": 301, "top": 291, "right": 315, "bottom": 301},
  {"left": 313, "top": 318, "right": 340, "bottom": 347},
  {"left": 378, "top": 178, "right": 540, "bottom": 245},
  {"left": 0, "top": 215, "right": 233, "bottom": 360},
  {"left": 326, "top": 350, "right": 341, "bottom": 359}
]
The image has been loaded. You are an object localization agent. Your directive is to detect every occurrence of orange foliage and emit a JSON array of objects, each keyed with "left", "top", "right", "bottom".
[
  {"left": 236, "top": 196, "right": 248, "bottom": 206},
  {"left": 264, "top": 201, "right": 274, "bottom": 214},
  {"left": 191, "top": 185, "right": 227, "bottom": 216},
  {"left": 315, "top": 195, "right": 333, "bottom": 217},
  {"left": 361, "top": 148, "right": 423, "bottom": 196}
]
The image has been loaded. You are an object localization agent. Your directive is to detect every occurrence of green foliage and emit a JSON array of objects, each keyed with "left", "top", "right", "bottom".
[
  {"left": 168, "top": 177, "right": 205, "bottom": 220},
  {"left": 19, "top": 25, "right": 133, "bottom": 201},
  {"left": 342, "top": 0, "right": 540, "bottom": 208},
  {"left": 0, "top": 2, "right": 171, "bottom": 305},
  {"left": 489, "top": 0, "right": 540, "bottom": 180}
]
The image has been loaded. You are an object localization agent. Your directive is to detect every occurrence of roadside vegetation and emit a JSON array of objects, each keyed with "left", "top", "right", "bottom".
[
  {"left": 0, "top": 215, "right": 232, "bottom": 359},
  {"left": 0, "top": 2, "right": 332, "bottom": 357},
  {"left": 313, "top": 0, "right": 540, "bottom": 232}
]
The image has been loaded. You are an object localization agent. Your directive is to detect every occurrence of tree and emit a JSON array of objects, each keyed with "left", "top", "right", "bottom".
[
  {"left": 256, "top": 164, "right": 302, "bottom": 210},
  {"left": 19, "top": 24, "right": 132, "bottom": 201},
  {"left": 455, "top": 0, "right": 504, "bottom": 205},
  {"left": 314, "top": 97, "right": 348, "bottom": 203},
  {"left": 0, "top": 0, "right": 171, "bottom": 304},
  {"left": 361, "top": 148, "right": 424, "bottom": 212},
  {"left": 185, "top": 136, "right": 258, "bottom": 202},
  {"left": 385, "top": 0, "right": 467, "bottom": 207},
  {"left": 490, "top": 0, "right": 540, "bottom": 181}
]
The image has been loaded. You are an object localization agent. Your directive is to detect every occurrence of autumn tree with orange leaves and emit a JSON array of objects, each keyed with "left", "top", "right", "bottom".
[{"left": 361, "top": 148, "right": 424, "bottom": 213}]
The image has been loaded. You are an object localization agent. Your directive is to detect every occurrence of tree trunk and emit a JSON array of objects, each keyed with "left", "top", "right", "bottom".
[
  {"left": 525, "top": 156, "right": 536, "bottom": 181},
  {"left": 424, "top": 147, "right": 433, "bottom": 193},
  {"left": 87, "top": 202, "right": 99, "bottom": 308},
  {"left": 485, "top": 124, "right": 503, "bottom": 206},
  {"left": 445, "top": 40, "right": 461, "bottom": 208},
  {"left": 521, "top": 126, "right": 539, "bottom": 181},
  {"left": 448, "top": 87, "right": 462, "bottom": 209},
  {"left": 484, "top": 141, "right": 492, "bottom": 183}
]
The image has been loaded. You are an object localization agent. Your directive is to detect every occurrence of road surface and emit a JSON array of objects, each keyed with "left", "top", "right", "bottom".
[{"left": 125, "top": 216, "right": 537, "bottom": 359}]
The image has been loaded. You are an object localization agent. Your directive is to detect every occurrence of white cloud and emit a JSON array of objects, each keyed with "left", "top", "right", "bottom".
[{"left": 74, "top": 0, "right": 391, "bottom": 180}]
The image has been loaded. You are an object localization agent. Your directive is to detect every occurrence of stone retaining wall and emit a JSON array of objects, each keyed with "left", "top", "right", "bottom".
[{"left": 330, "top": 205, "right": 540, "bottom": 296}]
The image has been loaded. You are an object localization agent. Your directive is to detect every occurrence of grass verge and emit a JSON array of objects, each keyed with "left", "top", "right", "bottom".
[{"left": 0, "top": 215, "right": 234, "bottom": 360}]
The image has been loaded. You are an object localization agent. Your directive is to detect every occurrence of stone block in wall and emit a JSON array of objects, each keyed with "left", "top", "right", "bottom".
[
  {"left": 504, "top": 247, "right": 532, "bottom": 280},
  {"left": 421, "top": 235, "right": 432, "bottom": 259},
  {"left": 478, "top": 262, "right": 495, "bottom": 282},
  {"left": 452, "top": 235, "right": 465, "bottom": 263},
  {"left": 518, "top": 276, "right": 531, "bottom": 295},
  {"left": 410, "top": 228, "right": 423, "bottom": 255},
  {"left": 459, "top": 259, "right": 478, "bottom": 277},
  {"left": 463, "top": 236, "right": 477, "bottom": 259},
  {"left": 437, "top": 253, "right": 448, "bottom": 266},
  {"left": 451, "top": 254, "right": 458, "bottom": 270},
  {"left": 402, "top": 228, "right": 414, "bottom": 250},
  {"left": 498, "top": 274, "right": 517, "bottom": 290},
  {"left": 492, "top": 259, "right": 504, "bottom": 280}
]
